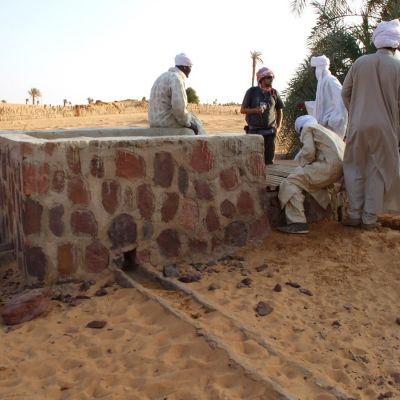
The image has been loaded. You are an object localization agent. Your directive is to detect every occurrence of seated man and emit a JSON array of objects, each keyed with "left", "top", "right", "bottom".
[
  {"left": 148, "top": 53, "right": 205, "bottom": 135},
  {"left": 278, "top": 115, "right": 345, "bottom": 234}
]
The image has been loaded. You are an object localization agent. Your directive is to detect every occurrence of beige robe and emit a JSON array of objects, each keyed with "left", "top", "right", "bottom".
[
  {"left": 279, "top": 123, "right": 345, "bottom": 211},
  {"left": 341, "top": 49, "right": 400, "bottom": 212},
  {"left": 148, "top": 67, "right": 205, "bottom": 135}
]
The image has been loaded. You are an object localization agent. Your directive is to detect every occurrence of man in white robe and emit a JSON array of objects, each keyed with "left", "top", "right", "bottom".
[
  {"left": 341, "top": 19, "right": 400, "bottom": 229},
  {"left": 148, "top": 53, "right": 205, "bottom": 135},
  {"left": 278, "top": 116, "right": 345, "bottom": 234},
  {"left": 305, "top": 55, "right": 348, "bottom": 139}
]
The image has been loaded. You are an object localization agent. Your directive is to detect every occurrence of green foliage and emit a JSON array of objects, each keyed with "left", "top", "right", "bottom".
[
  {"left": 186, "top": 87, "right": 200, "bottom": 104},
  {"left": 278, "top": 0, "right": 393, "bottom": 157}
]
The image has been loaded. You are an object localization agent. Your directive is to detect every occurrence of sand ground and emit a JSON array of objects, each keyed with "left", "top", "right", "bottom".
[{"left": 0, "top": 113, "right": 399, "bottom": 400}]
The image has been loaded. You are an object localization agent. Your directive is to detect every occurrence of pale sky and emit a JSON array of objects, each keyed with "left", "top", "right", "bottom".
[{"left": 0, "top": 0, "right": 317, "bottom": 105}]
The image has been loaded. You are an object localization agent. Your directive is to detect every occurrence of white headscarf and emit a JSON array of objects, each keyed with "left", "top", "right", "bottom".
[
  {"left": 310, "top": 55, "right": 330, "bottom": 68},
  {"left": 295, "top": 115, "right": 317, "bottom": 134},
  {"left": 373, "top": 19, "right": 400, "bottom": 49},
  {"left": 175, "top": 53, "right": 193, "bottom": 67},
  {"left": 310, "top": 55, "right": 331, "bottom": 81}
]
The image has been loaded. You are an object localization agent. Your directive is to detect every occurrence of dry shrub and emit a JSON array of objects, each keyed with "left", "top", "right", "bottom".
[
  {"left": 0, "top": 102, "right": 240, "bottom": 122},
  {"left": 0, "top": 100, "right": 148, "bottom": 121}
]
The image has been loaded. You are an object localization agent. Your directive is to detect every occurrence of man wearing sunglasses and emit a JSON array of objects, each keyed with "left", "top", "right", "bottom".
[{"left": 240, "top": 67, "right": 284, "bottom": 165}]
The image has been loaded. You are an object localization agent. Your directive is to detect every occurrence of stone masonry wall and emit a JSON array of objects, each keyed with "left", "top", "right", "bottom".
[{"left": 0, "top": 131, "right": 270, "bottom": 284}]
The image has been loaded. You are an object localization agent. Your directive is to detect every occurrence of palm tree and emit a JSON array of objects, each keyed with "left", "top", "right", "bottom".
[
  {"left": 277, "top": 0, "right": 379, "bottom": 157},
  {"left": 290, "top": 0, "right": 350, "bottom": 16},
  {"left": 250, "top": 51, "right": 263, "bottom": 86},
  {"left": 28, "top": 88, "right": 42, "bottom": 105},
  {"left": 278, "top": 0, "right": 400, "bottom": 158}
]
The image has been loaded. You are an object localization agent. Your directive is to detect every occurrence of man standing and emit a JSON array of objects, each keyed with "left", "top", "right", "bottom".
[
  {"left": 148, "top": 53, "right": 204, "bottom": 135},
  {"left": 278, "top": 116, "right": 345, "bottom": 234},
  {"left": 306, "top": 55, "right": 348, "bottom": 139},
  {"left": 341, "top": 19, "right": 400, "bottom": 229},
  {"left": 240, "top": 67, "right": 284, "bottom": 165}
]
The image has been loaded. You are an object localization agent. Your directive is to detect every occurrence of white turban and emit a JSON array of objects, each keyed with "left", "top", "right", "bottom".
[
  {"left": 311, "top": 55, "right": 331, "bottom": 81},
  {"left": 310, "top": 55, "right": 330, "bottom": 68},
  {"left": 295, "top": 115, "right": 317, "bottom": 134},
  {"left": 175, "top": 53, "right": 193, "bottom": 67},
  {"left": 373, "top": 19, "right": 400, "bottom": 49}
]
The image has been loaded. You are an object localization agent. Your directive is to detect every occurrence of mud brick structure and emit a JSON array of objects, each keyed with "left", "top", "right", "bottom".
[{"left": 0, "top": 128, "right": 271, "bottom": 284}]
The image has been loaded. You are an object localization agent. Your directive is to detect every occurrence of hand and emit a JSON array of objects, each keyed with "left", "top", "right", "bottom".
[
  {"left": 276, "top": 126, "right": 281, "bottom": 134},
  {"left": 256, "top": 107, "right": 264, "bottom": 115},
  {"left": 189, "top": 122, "right": 199, "bottom": 135}
]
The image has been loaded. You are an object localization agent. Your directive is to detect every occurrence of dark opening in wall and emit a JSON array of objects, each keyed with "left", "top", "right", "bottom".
[{"left": 122, "top": 248, "right": 139, "bottom": 273}]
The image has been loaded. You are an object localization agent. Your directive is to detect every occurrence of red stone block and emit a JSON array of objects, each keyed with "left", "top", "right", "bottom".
[
  {"left": 37, "top": 163, "right": 50, "bottom": 194},
  {"left": 51, "top": 170, "right": 65, "bottom": 193},
  {"left": 224, "top": 221, "right": 248, "bottom": 247},
  {"left": 157, "top": 229, "right": 180, "bottom": 257},
  {"left": 136, "top": 248, "right": 150, "bottom": 263},
  {"left": 107, "top": 213, "right": 137, "bottom": 249},
  {"left": 220, "top": 199, "right": 236, "bottom": 218},
  {"left": 102, "top": 180, "right": 120, "bottom": 214},
  {"left": 1, "top": 151, "right": 6, "bottom": 180},
  {"left": 66, "top": 146, "right": 81, "bottom": 174},
  {"left": 205, "top": 206, "right": 220, "bottom": 232},
  {"left": 90, "top": 156, "right": 105, "bottom": 178},
  {"left": 23, "top": 198, "right": 43, "bottom": 235},
  {"left": 194, "top": 179, "right": 213, "bottom": 200},
  {"left": 190, "top": 142, "right": 214, "bottom": 173},
  {"left": 178, "top": 166, "right": 189, "bottom": 195},
  {"left": 22, "top": 162, "right": 50, "bottom": 195},
  {"left": 179, "top": 198, "right": 199, "bottom": 231},
  {"left": 249, "top": 214, "right": 271, "bottom": 240},
  {"left": 249, "top": 153, "right": 265, "bottom": 177},
  {"left": 161, "top": 192, "right": 179, "bottom": 222},
  {"left": 211, "top": 236, "right": 222, "bottom": 251},
  {"left": 49, "top": 204, "right": 65, "bottom": 237},
  {"left": 1, "top": 288, "right": 52, "bottom": 325},
  {"left": 85, "top": 241, "right": 109, "bottom": 273},
  {"left": 44, "top": 142, "right": 57, "bottom": 156},
  {"left": 57, "top": 243, "right": 77, "bottom": 275},
  {"left": 70, "top": 210, "right": 98, "bottom": 237},
  {"left": 68, "top": 176, "right": 90, "bottom": 204},
  {"left": 219, "top": 167, "right": 238, "bottom": 191},
  {"left": 237, "top": 191, "right": 255, "bottom": 216},
  {"left": 25, "top": 246, "right": 47, "bottom": 281},
  {"left": 188, "top": 239, "right": 207, "bottom": 253},
  {"left": 137, "top": 184, "right": 155, "bottom": 220},
  {"left": 20, "top": 143, "right": 33, "bottom": 156},
  {"left": 154, "top": 152, "right": 174, "bottom": 188},
  {"left": 115, "top": 150, "right": 145, "bottom": 179}
]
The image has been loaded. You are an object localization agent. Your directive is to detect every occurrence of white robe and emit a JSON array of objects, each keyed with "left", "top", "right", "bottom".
[
  {"left": 306, "top": 72, "right": 348, "bottom": 139},
  {"left": 279, "top": 123, "right": 345, "bottom": 220}
]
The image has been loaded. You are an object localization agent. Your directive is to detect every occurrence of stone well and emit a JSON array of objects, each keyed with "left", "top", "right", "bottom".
[{"left": 0, "top": 128, "right": 271, "bottom": 284}]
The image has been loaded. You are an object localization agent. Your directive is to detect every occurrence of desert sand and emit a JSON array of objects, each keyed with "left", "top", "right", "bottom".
[{"left": 0, "top": 112, "right": 400, "bottom": 400}]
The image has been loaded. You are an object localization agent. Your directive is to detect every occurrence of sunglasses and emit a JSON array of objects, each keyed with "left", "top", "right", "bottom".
[{"left": 265, "top": 75, "right": 274, "bottom": 79}]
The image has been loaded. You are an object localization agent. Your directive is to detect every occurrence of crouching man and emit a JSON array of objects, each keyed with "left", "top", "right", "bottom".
[{"left": 278, "top": 115, "right": 345, "bottom": 234}]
